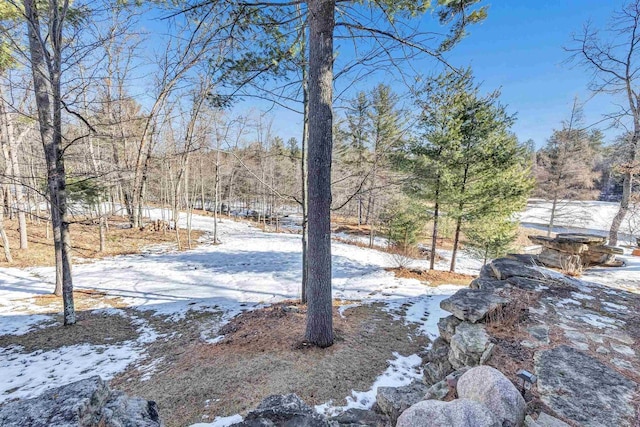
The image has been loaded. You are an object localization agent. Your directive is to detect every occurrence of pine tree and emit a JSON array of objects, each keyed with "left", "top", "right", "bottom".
[{"left": 405, "top": 69, "right": 533, "bottom": 272}]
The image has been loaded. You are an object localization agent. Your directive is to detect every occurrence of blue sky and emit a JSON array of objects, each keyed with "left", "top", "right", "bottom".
[
  {"left": 444, "top": 0, "right": 622, "bottom": 147},
  {"left": 260, "top": 0, "right": 628, "bottom": 148},
  {"left": 138, "top": 1, "right": 628, "bottom": 148}
]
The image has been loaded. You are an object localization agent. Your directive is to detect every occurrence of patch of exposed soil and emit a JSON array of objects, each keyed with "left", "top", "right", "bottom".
[
  {"left": 111, "top": 301, "right": 429, "bottom": 427},
  {"left": 386, "top": 268, "right": 476, "bottom": 286}
]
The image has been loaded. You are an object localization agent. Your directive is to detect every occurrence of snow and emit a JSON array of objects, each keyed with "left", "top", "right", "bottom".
[
  {"left": 2, "top": 198, "right": 635, "bottom": 419},
  {"left": 0, "top": 209, "right": 470, "bottom": 407},
  {"left": 520, "top": 199, "right": 638, "bottom": 244},
  {"left": 191, "top": 414, "right": 244, "bottom": 427},
  {"left": 0, "top": 343, "right": 140, "bottom": 403},
  {"left": 315, "top": 352, "right": 423, "bottom": 417}
]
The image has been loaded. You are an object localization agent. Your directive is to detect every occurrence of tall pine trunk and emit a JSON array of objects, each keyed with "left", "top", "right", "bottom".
[{"left": 305, "top": 0, "right": 335, "bottom": 348}]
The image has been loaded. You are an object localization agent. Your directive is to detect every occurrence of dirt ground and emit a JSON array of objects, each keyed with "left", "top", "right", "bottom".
[
  {"left": 387, "top": 267, "right": 477, "bottom": 286},
  {"left": 109, "top": 301, "right": 430, "bottom": 427},
  {"left": 0, "top": 216, "right": 204, "bottom": 268}
]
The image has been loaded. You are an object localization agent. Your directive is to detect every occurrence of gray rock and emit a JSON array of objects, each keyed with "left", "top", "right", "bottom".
[
  {"left": 423, "top": 380, "right": 449, "bottom": 400},
  {"left": 376, "top": 381, "right": 428, "bottom": 426},
  {"left": 395, "top": 399, "right": 500, "bottom": 427},
  {"left": 100, "top": 391, "right": 160, "bottom": 427},
  {"left": 444, "top": 367, "right": 471, "bottom": 389},
  {"left": 611, "top": 343, "right": 635, "bottom": 356},
  {"left": 329, "top": 408, "right": 388, "bottom": 426},
  {"left": 457, "top": 366, "right": 525, "bottom": 427},
  {"left": 237, "top": 394, "right": 331, "bottom": 427},
  {"left": 423, "top": 338, "right": 453, "bottom": 385},
  {"left": 535, "top": 345, "right": 637, "bottom": 427},
  {"left": 526, "top": 324, "right": 549, "bottom": 344},
  {"left": 524, "top": 413, "right": 571, "bottom": 427},
  {"left": 0, "top": 376, "right": 160, "bottom": 427},
  {"left": 437, "top": 315, "right": 461, "bottom": 343},
  {"left": 489, "top": 258, "right": 547, "bottom": 281},
  {"left": 449, "top": 322, "right": 494, "bottom": 369},
  {"left": 506, "top": 276, "right": 548, "bottom": 291},
  {"left": 469, "top": 278, "right": 509, "bottom": 292},
  {"left": 479, "top": 263, "right": 497, "bottom": 279},
  {"left": 440, "top": 289, "right": 508, "bottom": 323}
]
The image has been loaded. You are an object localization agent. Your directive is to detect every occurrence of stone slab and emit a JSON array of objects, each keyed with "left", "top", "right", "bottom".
[
  {"left": 440, "top": 289, "right": 508, "bottom": 323},
  {"left": 534, "top": 345, "right": 637, "bottom": 427}
]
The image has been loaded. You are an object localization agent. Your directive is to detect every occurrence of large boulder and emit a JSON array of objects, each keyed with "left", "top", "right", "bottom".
[
  {"left": 423, "top": 338, "right": 453, "bottom": 385},
  {"left": 456, "top": 366, "right": 525, "bottom": 427},
  {"left": 396, "top": 399, "right": 500, "bottom": 427},
  {"left": 448, "top": 323, "right": 494, "bottom": 369},
  {"left": 440, "top": 289, "right": 508, "bottom": 323},
  {"left": 0, "top": 376, "right": 160, "bottom": 427},
  {"left": 535, "top": 345, "right": 637, "bottom": 427},
  {"left": 233, "top": 394, "right": 331, "bottom": 427},
  {"left": 376, "top": 381, "right": 428, "bottom": 426}
]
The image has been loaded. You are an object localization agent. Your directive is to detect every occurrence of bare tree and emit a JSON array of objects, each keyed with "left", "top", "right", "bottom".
[
  {"left": 21, "top": 0, "right": 75, "bottom": 324},
  {"left": 568, "top": 0, "right": 640, "bottom": 245}
]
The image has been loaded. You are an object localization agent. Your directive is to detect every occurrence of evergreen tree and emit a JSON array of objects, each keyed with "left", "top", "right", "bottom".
[{"left": 405, "top": 69, "right": 532, "bottom": 272}]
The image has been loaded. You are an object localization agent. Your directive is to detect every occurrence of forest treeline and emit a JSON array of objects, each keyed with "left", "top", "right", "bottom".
[{"left": 1, "top": 0, "right": 639, "bottom": 346}]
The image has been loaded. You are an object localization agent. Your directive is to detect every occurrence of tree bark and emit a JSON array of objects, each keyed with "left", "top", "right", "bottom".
[
  {"left": 0, "top": 190, "right": 13, "bottom": 262},
  {"left": 305, "top": 0, "right": 335, "bottom": 348},
  {"left": 430, "top": 178, "right": 440, "bottom": 270},
  {"left": 24, "top": 0, "right": 75, "bottom": 324},
  {"left": 0, "top": 85, "right": 28, "bottom": 249}
]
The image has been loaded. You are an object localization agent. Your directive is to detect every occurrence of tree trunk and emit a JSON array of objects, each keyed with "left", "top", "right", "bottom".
[
  {"left": 430, "top": 179, "right": 440, "bottom": 270},
  {"left": 0, "top": 191, "right": 13, "bottom": 262},
  {"left": 0, "top": 85, "right": 28, "bottom": 249},
  {"left": 608, "top": 171, "right": 631, "bottom": 246},
  {"left": 300, "top": 14, "right": 309, "bottom": 303},
  {"left": 609, "top": 118, "right": 637, "bottom": 246},
  {"left": 548, "top": 195, "right": 558, "bottom": 238},
  {"left": 450, "top": 215, "right": 462, "bottom": 273},
  {"left": 213, "top": 148, "right": 220, "bottom": 243},
  {"left": 305, "top": 0, "right": 335, "bottom": 348},
  {"left": 24, "top": 0, "right": 75, "bottom": 324}
]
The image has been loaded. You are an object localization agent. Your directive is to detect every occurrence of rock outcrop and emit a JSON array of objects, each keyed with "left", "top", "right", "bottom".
[
  {"left": 0, "top": 376, "right": 160, "bottom": 427},
  {"left": 529, "top": 233, "right": 624, "bottom": 269},
  {"left": 535, "top": 345, "right": 636, "bottom": 427}
]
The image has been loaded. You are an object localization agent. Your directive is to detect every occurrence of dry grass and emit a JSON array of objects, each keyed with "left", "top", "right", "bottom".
[
  {"left": 0, "top": 216, "right": 205, "bottom": 268},
  {"left": 0, "top": 308, "right": 138, "bottom": 353},
  {"left": 514, "top": 227, "right": 550, "bottom": 251},
  {"left": 111, "top": 301, "right": 429, "bottom": 427},
  {"left": 30, "top": 289, "right": 128, "bottom": 312},
  {"left": 386, "top": 267, "right": 475, "bottom": 286}
]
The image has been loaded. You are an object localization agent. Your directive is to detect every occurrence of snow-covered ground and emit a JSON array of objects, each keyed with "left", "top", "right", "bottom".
[
  {"left": 2, "top": 201, "right": 637, "bottom": 425},
  {"left": 0, "top": 209, "right": 481, "bottom": 411},
  {"left": 520, "top": 199, "right": 639, "bottom": 245}
]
